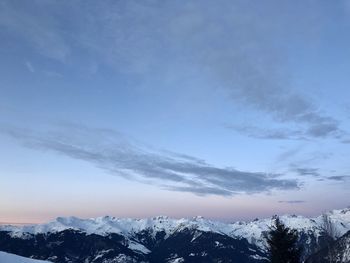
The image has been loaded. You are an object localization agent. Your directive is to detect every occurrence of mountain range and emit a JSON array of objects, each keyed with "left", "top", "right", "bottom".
[{"left": 1, "top": 208, "right": 349, "bottom": 263}]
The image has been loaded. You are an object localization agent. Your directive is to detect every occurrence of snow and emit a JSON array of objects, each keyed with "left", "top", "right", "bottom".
[
  {"left": 190, "top": 230, "right": 202, "bottom": 242},
  {"left": 167, "top": 257, "right": 184, "bottom": 263},
  {"left": 250, "top": 254, "right": 267, "bottom": 260},
  {"left": 92, "top": 249, "right": 113, "bottom": 261},
  {"left": 127, "top": 241, "right": 150, "bottom": 254},
  {"left": 0, "top": 252, "right": 51, "bottom": 263},
  {"left": 0, "top": 215, "right": 231, "bottom": 239},
  {"left": 214, "top": 241, "right": 222, "bottom": 247},
  {"left": 324, "top": 208, "right": 350, "bottom": 237},
  {"left": 228, "top": 214, "right": 323, "bottom": 248},
  {"left": 1, "top": 208, "right": 350, "bottom": 253}
]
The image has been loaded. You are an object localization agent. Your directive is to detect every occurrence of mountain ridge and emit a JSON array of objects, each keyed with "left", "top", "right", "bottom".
[
  {"left": 1, "top": 208, "right": 349, "bottom": 263},
  {"left": 2, "top": 208, "right": 350, "bottom": 245}
]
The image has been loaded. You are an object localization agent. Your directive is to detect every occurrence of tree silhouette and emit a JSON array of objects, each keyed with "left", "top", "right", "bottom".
[{"left": 265, "top": 216, "right": 301, "bottom": 263}]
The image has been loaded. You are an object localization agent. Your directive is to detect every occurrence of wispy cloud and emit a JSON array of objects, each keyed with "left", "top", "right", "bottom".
[
  {"left": 341, "top": 138, "right": 350, "bottom": 144},
  {"left": 0, "top": 0, "right": 344, "bottom": 140},
  {"left": 278, "top": 200, "right": 306, "bottom": 204},
  {"left": 225, "top": 125, "right": 305, "bottom": 140},
  {"left": 25, "top": 61, "right": 35, "bottom": 73},
  {"left": 0, "top": 1, "right": 70, "bottom": 62},
  {"left": 0, "top": 124, "right": 299, "bottom": 196},
  {"left": 226, "top": 120, "right": 342, "bottom": 141},
  {"left": 275, "top": 147, "right": 303, "bottom": 164},
  {"left": 326, "top": 175, "right": 350, "bottom": 182},
  {"left": 292, "top": 167, "right": 321, "bottom": 177}
]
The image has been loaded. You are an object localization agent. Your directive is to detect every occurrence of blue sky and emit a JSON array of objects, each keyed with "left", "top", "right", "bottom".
[{"left": 1, "top": 0, "right": 350, "bottom": 223}]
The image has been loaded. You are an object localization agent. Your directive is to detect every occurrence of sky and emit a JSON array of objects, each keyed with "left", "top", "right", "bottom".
[{"left": 1, "top": 0, "right": 350, "bottom": 223}]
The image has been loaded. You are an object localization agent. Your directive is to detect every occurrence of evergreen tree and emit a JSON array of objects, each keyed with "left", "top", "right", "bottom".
[{"left": 265, "top": 216, "right": 302, "bottom": 263}]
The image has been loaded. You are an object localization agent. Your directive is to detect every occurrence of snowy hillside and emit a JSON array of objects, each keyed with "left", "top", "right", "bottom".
[{"left": 0, "top": 251, "right": 51, "bottom": 263}]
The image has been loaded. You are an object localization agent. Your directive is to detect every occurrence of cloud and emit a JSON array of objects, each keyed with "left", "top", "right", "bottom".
[
  {"left": 25, "top": 61, "right": 35, "bottom": 73},
  {"left": 226, "top": 119, "right": 340, "bottom": 141},
  {"left": 165, "top": 186, "right": 233, "bottom": 197},
  {"left": 225, "top": 125, "right": 305, "bottom": 140},
  {"left": 275, "top": 147, "right": 303, "bottom": 163},
  {"left": 326, "top": 175, "right": 350, "bottom": 181},
  {"left": 1, "top": 124, "right": 299, "bottom": 196},
  {"left": 341, "top": 139, "right": 350, "bottom": 144},
  {"left": 293, "top": 167, "right": 320, "bottom": 177},
  {"left": 305, "top": 118, "right": 339, "bottom": 138},
  {"left": 0, "top": 0, "right": 343, "bottom": 139},
  {"left": 221, "top": 72, "right": 340, "bottom": 140},
  {"left": 278, "top": 200, "right": 306, "bottom": 204},
  {"left": 0, "top": 1, "right": 70, "bottom": 62}
]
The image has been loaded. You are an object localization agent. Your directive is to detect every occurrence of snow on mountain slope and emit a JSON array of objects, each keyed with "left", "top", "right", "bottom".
[
  {"left": 230, "top": 215, "right": 320, "bottom": 245},
  {"left": 128, "top": 240, "right": 151, "bottom": 254},
  {"left": 0, "top": 251, "right": 51, "bottom": 263},
  {"left": 325, "top": 208, "right": 350, "bottom": 236},
  {"left": 229, "top": 208, "right": 350, "bottom": 248},
  {"left": 1, "top": 208, "right": 350, "bottom": 250},
  {"left": 0, "top": 215, "right": 231, "bottom": 238}
]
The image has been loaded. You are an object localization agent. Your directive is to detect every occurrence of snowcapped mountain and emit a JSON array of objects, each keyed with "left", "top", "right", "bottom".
[
  {"left": 1, "top": 208, "right": 349, "bottom": 263},
  {"left": 0, "top": 251, "right": 51, "bottom": 263},
  {"left": 3, "top": 208, "right": 350, "bottom": 243}
]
